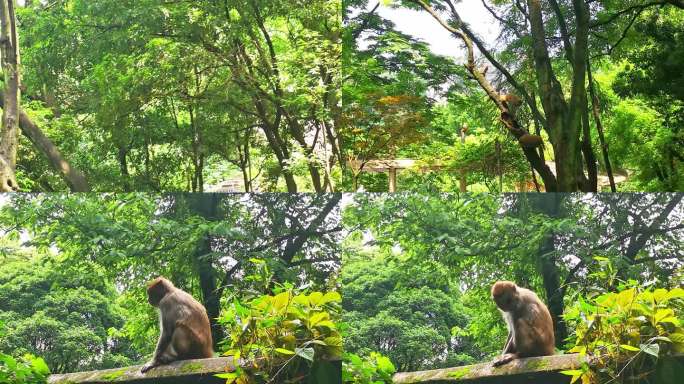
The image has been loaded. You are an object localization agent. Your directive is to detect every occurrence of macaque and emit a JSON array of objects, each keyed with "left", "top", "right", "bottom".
[
  {"left": 500, "top": 93, "right": 522, "bottom": 112},
  {"left": 141, "top": 277, "right": 214, "bottom": 373},
  {"left": 491, "top": 281, "right": 555, "bottom": 367},
  {"left": 518, "top": 133, "right": 544, "bottom": 148}
]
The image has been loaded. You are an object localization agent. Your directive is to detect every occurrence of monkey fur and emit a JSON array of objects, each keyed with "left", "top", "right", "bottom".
[
  {"left": 141, "top": 277, "right": 213, "bottom": 373},
  {"left": 499, "top": 94, "right": 522, "bottom": 106},
  {"left": 491, "top": 281, "right": 555, "bottom": 367}
]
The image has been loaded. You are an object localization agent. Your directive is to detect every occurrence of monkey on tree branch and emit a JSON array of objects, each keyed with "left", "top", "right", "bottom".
[
  {"left": 407, "top": 0, "right": 559, "bottom": 190},
  {"left": 499, "top": 93, "right": 545, "bottom": 149},
  {"left": 403, "top": 0, "right": 684, "bottom": 191}
]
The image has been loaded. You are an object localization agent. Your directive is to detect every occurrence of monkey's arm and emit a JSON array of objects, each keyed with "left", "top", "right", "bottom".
[
  {"left": 502, "top": 331, "right": 516, "bottom": 354},
  {"left": 141, "top": 326, "right": 173, "bottom": 373}
]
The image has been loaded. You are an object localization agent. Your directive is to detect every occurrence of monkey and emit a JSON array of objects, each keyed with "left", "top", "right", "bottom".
[
  {"left": 500, "top": 93, "right": 522, "bottom": 108},
  {"left": 499, "top": 93, "right": 523, "bottom": 119},
  {"left": 518, "top": 133, "right": 544, "bottom": 148},
  {"left": 490, "top": 281, "right": 555, "bottom": 367},
  {"left": 141, "top": 277, "right": 214, "bottom": 373}
]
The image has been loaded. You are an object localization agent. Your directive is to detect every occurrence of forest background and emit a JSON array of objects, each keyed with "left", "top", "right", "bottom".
[{"left": 344, "top": 0, "right": 684, "bottom": 192}]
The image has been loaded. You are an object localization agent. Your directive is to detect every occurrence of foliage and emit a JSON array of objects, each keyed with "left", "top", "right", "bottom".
[
  {"left": 344, "top": 0, "right": 684, "bottom": 192},
  {"left": 0, "top": 193, "right": 343, "bottom": 380},
  {"left": 1, "top": 320, "right": 50, "bottom": 384},
  {"left": 0, "top": 350, "right": 49, "bottom": 384},
  {"left": 14, "top": 0, "right": 341, "bottom": 192},
  {"left": 608, "top": 7, "right": 684, "bottom": 190},
  {"left": 341, "top": 193, "right": 684, "bottom": 371},
  {"left": 342, "top": 241, "right": 484, "bottom": 371},
  {"left": 562, "top": 260, "right": 684, "bottom": 384},
  {"left": 342, "top": 351, "right": 396, "bottom": 384},
  {"left": 0, "top": 247, "right": 135, "bottom": 374},
  {"left": 216, "top": 282, "right": 342, "bottom": 384}
]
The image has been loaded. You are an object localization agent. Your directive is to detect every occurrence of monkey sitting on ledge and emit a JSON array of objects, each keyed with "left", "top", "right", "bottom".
[
  {"left": 141, "top": 277, "right": 214, "bottom": 373},
  {"left": 491, "top": 281, "right": 555, "bottom": 367}
]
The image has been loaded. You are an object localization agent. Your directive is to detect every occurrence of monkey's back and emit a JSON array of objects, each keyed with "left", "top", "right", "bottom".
[
  {"left": 514, "top": 288, "right": 555, "bottom": 356},
  {"left": 161, "top": 289, "right": 214, "bottom": 359}
]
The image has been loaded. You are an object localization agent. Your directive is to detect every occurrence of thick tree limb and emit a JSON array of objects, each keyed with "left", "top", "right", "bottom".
[
  {"left": 439, "top": 0, "right": 548, "bottom": 129},
  {"left": 548, "top": 0, "right": 574, "bottom": 62},
  {"left": 281, "top": 194, "right": 342, "bottom": 263},
  {"left": 0, "top": 92, "right": 90, "bottom": 191},
  {"left": 351, "top": 1, "right": 380, "bottom": 41},
  {"left": 587, "top": 59, "right": 616, "bottom": 191},
  {"left": 0, "top": 0, "right": 19, "bottom": 192},
  {"left": 412, "top": 0, "right": 558, "bottom": 191}
]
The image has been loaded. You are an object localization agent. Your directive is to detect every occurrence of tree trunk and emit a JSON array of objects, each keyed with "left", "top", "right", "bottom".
[
  {"left": 9, "top": 100, "right": 90, "bottom": 191},
  {"left": 581, "top": 93, "right": 598, "bottom": 192},
  {"left": 587, "top": 60, "right": 616, "bottom": 191},
  {"left": 186, "top": 194, "right": 223, "bottom": 349},
  {"left": 0, "top": 0, "right": 20, "bottom": 191},
  {"left": 526, "top": 194, "right": 569, "bottom": 347},
  {"left": 117, "top": 145, "right": 131, "bottom": 192},
  {"left": 528, "top": 0, "right": 585, "bottom": 192},
  {"left": 412, "top": 0, "right": 559, "bottom": 191}
]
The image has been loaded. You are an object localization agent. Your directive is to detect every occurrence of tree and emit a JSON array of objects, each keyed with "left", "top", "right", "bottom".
[
  {"left": 0, "top": 193, "right": 344, "bottom": 354},
  {"left": 342, "top": 249, "right": 478, "bottom": 371},
  {"left": 0, "top": 246, "right": 138, "bottom": 373},
  {"left": 0, "top": 0, "right": 20, "bottom": 191},
  {"left": 14, "top": 0, "right": 341, "bottom": 192},
  {"left": 348, "top": 0, "right": 684, "bottom": 192}
]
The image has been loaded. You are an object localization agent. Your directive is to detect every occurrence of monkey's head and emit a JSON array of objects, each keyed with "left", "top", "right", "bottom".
[
  {"left": 147, "top": 277, "right": 174, "bottom": 307},
  {"left": 491, "top": 281, "right": 518, "bottom": 312}
]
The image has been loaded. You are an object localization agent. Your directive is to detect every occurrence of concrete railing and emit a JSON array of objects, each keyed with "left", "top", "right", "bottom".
[
  {"left": 48, "top": 357, "right": 236, "bottom": 384},
  {"left": 393, "top": 354, "right": 582, "bottom": 384},
  {"left": 393, "top": 354, "right": 684, "bottom": 383}
]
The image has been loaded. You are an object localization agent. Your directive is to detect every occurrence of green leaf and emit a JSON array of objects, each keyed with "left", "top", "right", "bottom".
[
  {"left": 309, "top": 312, "right": 329, "bottom": 326},
  {"left": 375, "top": 355, "right": 396, "bottom": 373},
  {"left": 619, "top": 344, "right": 640, "bottom": 351},
  {"left": 308, "top": 292, "right": 324, "bottom": 306},
  {"left": 31, "top": 357, "right": 49, "bottom": 375},
  {"left": 655, "top": 308, "right": 676, "bottom": 323},
  {"left": 640, "top": 343, "right": 660, "bottom": 357},
  {"left": 320, "top": 291, "right": 342, "bottom": 304},
  {"left": 664, "top": 288, "right": 684, "bottom": 301},
  {"left": 215, "top": 372, "right": 238, "bottom": 379},
  {"left": 275, "top": 348, "right": 296, "bottom": 356},
  {"left": 295, "top": 347, "right": 315, "bottom": 362},
  {"left": 560, "top": 369, "right": 584, "bottom": 384}
]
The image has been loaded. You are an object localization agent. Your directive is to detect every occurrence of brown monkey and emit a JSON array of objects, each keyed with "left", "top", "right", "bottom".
[
  {"left": 499, "top": 94, "right": 522, "bottom": 106},
  {"left": 491, "top": 281, "right": 555, "bottom": 367},
  {"left": 518, "top": 133, "right": 544, "bottom": 148},
  {"left": 141, "top": 277, "right": 214, "bottom": 373},
  {"left": 499, "top": 93, "right": 523, "bottom": 119}
]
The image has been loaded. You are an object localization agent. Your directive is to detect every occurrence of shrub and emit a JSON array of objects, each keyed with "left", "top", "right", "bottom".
[
  {"left": 216, "top": 287, "right": 342, "bottom": 383},
  {"left": 0, "top": 321, "right": 49, "bottom": 384},
  {"left": 562, "top": 279, "right": 684, "bottom": 384},
  {"left": 342, "top": 351, "right": 396, "bottom": 384}
]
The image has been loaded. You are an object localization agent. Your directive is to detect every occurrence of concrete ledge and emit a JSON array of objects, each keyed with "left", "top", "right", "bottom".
[
  {"left": 393, "top": 354, "right": 582, "bottom": 384},
  {"left": 47, "top": 357, "right": 236, "bottom": 384}
]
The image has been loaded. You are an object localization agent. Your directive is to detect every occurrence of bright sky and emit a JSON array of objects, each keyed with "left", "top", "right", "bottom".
[{"left": 374, "top": 1, "right": 501, "bottom": 60}]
